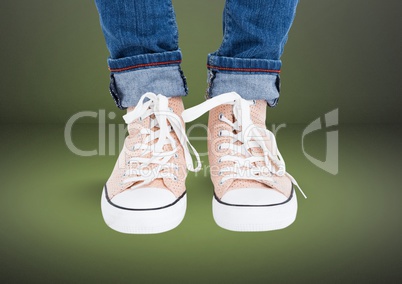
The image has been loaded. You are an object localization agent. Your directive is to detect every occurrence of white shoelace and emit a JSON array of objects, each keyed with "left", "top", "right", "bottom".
[
  {"left": 182, "top": 92, "right": 307, "bottom": 198},
  {"left": 121, "top": 92, "right": 201, "bottom": 189}
]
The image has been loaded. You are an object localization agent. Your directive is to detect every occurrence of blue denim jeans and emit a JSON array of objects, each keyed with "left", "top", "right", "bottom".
[{"left": 95, "top": 0, "right": 298, "bottom": 109}]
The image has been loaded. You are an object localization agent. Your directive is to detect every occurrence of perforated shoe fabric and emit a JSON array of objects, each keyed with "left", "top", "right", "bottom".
[
  {"left": 182, "top": 92, "right": 304, "bottom": 231},
  {"left": 105, "top": 93, "right": 200, "bottom": 204},
  {"left": 182, "top": 92, "right": 305, "bottom": 203},
  {"left": 101, "top": 93, "right": 201, "bottom": 234},
  {"left": 208, "top": 100, "right": 292, "bottom": 201}
]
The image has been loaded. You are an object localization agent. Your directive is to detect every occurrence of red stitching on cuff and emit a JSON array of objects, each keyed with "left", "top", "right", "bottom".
[
  {"left": 109, "top": 60, "right": 182, "bottom": 72},
  {"left": 207, "top": 64, "right": 281, "bottom": 73}
]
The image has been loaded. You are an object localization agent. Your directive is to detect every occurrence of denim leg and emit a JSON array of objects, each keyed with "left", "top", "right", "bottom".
[
  {"left": 95, "top": 0, "right": 187, "bottom": 109},
  {"left": 207, "top": 0, "right": 299, "bottom": 106}
]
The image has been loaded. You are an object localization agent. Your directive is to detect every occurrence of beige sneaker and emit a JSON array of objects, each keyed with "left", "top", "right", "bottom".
[
  {"left": 101, "top": 93, "right": 201, "bottom": 234},
  {"left": 182, "top": 92, "right": 306, "bottom": 232}
]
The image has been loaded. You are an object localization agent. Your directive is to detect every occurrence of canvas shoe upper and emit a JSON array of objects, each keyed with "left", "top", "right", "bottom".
[
  {"left": 182, "top": 92, "right": 306, "bottom": 231},
  {"left": 101, "top": 92, "right": 201, "bottom": 234}
]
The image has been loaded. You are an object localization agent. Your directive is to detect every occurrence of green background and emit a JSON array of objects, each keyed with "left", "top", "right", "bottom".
[{"left": 0, "top": 0, "right": 401, "bottom": 283}]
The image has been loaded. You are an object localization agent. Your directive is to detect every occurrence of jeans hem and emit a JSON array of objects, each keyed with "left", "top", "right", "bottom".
[
  {"left": 109, "top": 59, "right": 182, "bottom": 73},
  {"left": 206, "top": 70, "right": 281, "bottom": 107},
  {"left": 207, "top": 54, "right": 282, "bottom": 74},
  {"left": 108, "top": 50, "right": 183, "bottom": 73}
]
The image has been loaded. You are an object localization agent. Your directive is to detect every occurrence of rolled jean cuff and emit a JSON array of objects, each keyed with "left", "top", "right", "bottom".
[
  {"left": 107, "top": 50, "right": 187, "bottom": 109},
  {"left": 109, "top": 65, "right": 188, "bottom": 109},
  {"left": 207, "top": 55, "right": 281, "bottom": 107}
]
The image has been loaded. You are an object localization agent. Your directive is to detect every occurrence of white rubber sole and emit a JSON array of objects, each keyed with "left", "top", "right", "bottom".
[
  {"left": 101, "top": 187, "right": 186, "bottom": 234},
  {"left": 212, "top": 190, "right": 298, "bottom": 232}
]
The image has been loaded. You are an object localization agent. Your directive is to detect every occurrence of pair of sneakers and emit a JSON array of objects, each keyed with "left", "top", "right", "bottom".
[{"left": 101, "top": 92, "right": 306, "bottom": 234}]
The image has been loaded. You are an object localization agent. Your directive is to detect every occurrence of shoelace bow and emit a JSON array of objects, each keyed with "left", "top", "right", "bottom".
[
  {"left": 182, "top": 92, "right": 306, "bottom": 198},
  {"left": 121, "top": 92, "right": 201, "bottom": 189}
]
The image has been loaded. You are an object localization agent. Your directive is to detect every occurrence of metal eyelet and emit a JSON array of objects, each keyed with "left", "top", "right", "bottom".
[{"left": 218, "top": 113, "right": 224, "bottom": 120}]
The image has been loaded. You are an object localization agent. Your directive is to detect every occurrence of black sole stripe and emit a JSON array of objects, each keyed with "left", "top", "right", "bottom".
[{"left": 104, "top": 185, "right": 186, "bottom": 211}]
